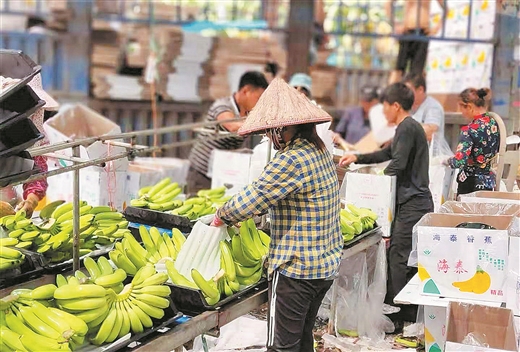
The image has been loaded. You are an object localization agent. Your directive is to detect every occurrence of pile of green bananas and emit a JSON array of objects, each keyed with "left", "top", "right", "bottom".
[
  {"left": 109, "top": 226, "right": 186, "bottom": 275},
  {"left": 130, "top": 177, "right": 231, "bottom": 220},
  {"left": 340, "top": 204, "right": 378, "bottom": 242},
  {"left": 0, "top": 284, "right": 88, "bottom": 351},
  {"left": 0, "top": 238, "right": 26, "bottom": 272},
  {"left": 167, "top": 219, "right": 269, "bottom": 305},
  {"left": 0, "top": 201, "right": 129, "bottom": 264},
  {"left": 54, "top": 265, "right": 170, "bottom": 346},
  {"left": 130, "top": 178, "right": 183, "bottom": 211}
]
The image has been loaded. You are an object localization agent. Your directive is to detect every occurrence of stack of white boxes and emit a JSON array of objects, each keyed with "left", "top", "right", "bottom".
[{"left": 396, "top": 192, "right": 520, "bottom": 352}]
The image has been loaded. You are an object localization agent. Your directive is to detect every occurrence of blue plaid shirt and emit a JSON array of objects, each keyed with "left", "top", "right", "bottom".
[{"left": 217, "top": 138, "right": 343, "bottom": 279}]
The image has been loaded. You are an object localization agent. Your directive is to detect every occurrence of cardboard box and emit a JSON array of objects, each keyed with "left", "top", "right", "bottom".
[
  {"left": 394, "top": 274, "right": 504, "bottom": 352},
  {"left": 424, "top": 305, "right": 448, "bottom": 352},
  {"left": 417, "top": 213, "right": 514, "bottom": 303},
  {"left": 343, "top": 167, "right": 396, "bottom": 237},
  {"left": 46, "top": 163, "right": 127, "bottom": 211},
  {"left": 211, "top": 150, "right": 252, "bottom": 196},
  {"left": 507, "top": 236, "right": 520, "bottom": 317},
  {"left": 444, "top": 302, "right": 518, "bottom": 351},
  {"left": 43, "top": 104, "right": 128, "bottom": 172},
  {"left": 459, "top": 191, "right": 520, "bottom": 205}
]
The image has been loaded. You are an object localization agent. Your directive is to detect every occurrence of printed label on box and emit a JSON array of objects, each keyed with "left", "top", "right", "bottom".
[{"left": 418, "top": 226, "right": 508, "bottom": 303}]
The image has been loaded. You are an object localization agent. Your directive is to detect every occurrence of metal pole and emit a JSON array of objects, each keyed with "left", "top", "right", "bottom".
[{"left": 72, "top": 146, "right": 81, "bottom": 271}]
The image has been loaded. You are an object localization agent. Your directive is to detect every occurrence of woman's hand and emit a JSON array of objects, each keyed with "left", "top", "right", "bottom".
[
  {"left": 15, "top": 193, "right": 40, "bottom": 218},
  {"left": 339, "top": 154, "right": 358, "bottom": 167},
  {"left": 210, "top": 215, "right": 225, "bottom": 227}
]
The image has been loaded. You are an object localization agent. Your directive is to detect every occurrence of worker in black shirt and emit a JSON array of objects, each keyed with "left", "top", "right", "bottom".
[{"left": 339, "top": 82, "right": 433, "bottom": 334}]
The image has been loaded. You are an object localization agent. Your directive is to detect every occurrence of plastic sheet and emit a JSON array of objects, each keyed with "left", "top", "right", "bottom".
[
  {"left": 438, "top": 201, "right": 520, "bottom": 216},
  {"left": 335, "top": 240, "right": 392, "bottom": 344}
]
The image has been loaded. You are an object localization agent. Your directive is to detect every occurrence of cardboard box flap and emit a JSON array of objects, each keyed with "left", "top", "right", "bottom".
[
  {"left": 44, "top": 104, "right": 120, "bottom": 139},
  {"left": 446, "top": 302, "right": 517, "bottom": 351},
  {"left": 463, "top": 191, "right": 520, "bottom": 202},
  {"left": 439, "top": 201, "right": 520, "bottom": 216},
  {"left": 416, "top": 213, "right": 515, "bottom": 231}
]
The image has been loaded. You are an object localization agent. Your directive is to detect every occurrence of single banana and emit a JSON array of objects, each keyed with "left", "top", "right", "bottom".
[
  {"left": 130, "top": 292, "right": 170, "bottom": 309},
  {"left": 90, "top": 305, "right": 117, "bottom": 345},
  {"left": 191, "top": 268, "right": 220, "bottom": 299},
  {"left": 30, "top": 301, "right": 72, "bottom": 338},
  {"left": 131, "top": 265, "right": 157, "bottom": 287},
  {"left": 220, "top": 240, "right": 236, "bottom": 281},
  {"left": 0, "top": 246, "right": 23, "bottom": 259},
  {"left": 0, "top": 237, "right": 19, "bottom": 247},
  {"left": 56, "top": 274, "right": 68, "bottom": 288},
  {"left": 133, "top": 272, "right": 169, "bottom": 289},
  {"left": 17, "top": 305, "right": 62, "bottom": 339},
  {"left": 97, "top": 256, "right": 115, "bottom": 276},
  {"left": 122, "top": 300, "right": 144, "bottom": 334},
  {"left": 58, "top": 297, "right": 108, "bottom": 311},
  {"left": 25, "top": 284, "right": 57, "bottom": 300},
  {"left": 235, "top": 262, "right": 262, "bottom": 278},
  {"left": 105, "top": 306, "right": 123, "bottom": 343},
  {"left": 88, "top": 206, "right": 113, "bottom": 214},
  {"left": 0, "top": 326, "right": 27, "bottom": 351},
  {"left": 163, "top": 233, "right": 178, "bottom": 259},
  {"left": 94, "top": 268, "right": 127, "bottom": 287},
  {"left": 128, "top": 301, "right": 153, "bottom": 328},
  {"left": 7, "top": 229, "right": 25, "bottom": 239},
  {"left": 75, "top": 303, "right": 109, "bottom": 323},
  {"left": 48, "top": 307, "right": 88, "bottom": 336},
  {"left": 54, "top": 284, "right": 107, "bottom": 300},
  {"left": 109, "top": 249, "right": 137, "bottom": 275},
  {"left": 128, "top": 297, "right": 164, "bottom": 320},
  {"left": 133, "top": 285, "right": 171, "bottom": 297},
  {"left": 116, "top": 301, "right": 131, "bottom": 338},
  {"left": 231, "top": 235, "right": 257, "bottom": 267},
  {"left": 83, "top": 256, "right": 102, "bottom": 280}
]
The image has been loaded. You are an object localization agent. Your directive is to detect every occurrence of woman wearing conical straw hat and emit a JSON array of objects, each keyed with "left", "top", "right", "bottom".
[{"left": 211, "top": 77, "right": 343, "bottom": 351}]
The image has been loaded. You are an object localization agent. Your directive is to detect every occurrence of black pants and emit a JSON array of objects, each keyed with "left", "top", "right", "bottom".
[
  {"left": 395, "top": 29, "right": 429, "bottom": 74},
  {"left": 456, "top": 175, "right": 493, "bottom": 196},
  {"left": 267, "top": 271, "right": 333, "bottom": 352},
  {"left": 385, "top": 195, "right": 433, "bottom": 323}
]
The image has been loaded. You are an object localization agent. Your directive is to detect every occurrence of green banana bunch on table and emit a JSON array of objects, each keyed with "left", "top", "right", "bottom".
[
  {"left": 129, "top": 178, "right": 231, "bottom": 220},
  {"left": 0, "top": 201, "right": 129, "bottom": 265},
  {"left": 340, "top": 204, "right": 378, "bottom": 243}
]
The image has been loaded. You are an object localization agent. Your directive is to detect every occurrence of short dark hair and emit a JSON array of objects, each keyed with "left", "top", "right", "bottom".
[
  {"left": 403, "top": 73, "right": 427, "bottom": 92},
  {"left": 360, "top": 85, "right": 379, "bottom": 102},
  {"left": 381, "top": 83, "right": 414, "bottom": 111},
  {"left": 238, "top": 71, "right": 268, "bottom": 90}
]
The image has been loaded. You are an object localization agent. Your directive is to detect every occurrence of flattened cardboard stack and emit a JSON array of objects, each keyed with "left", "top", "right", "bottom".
[
  {"left": 208, "top": 36, "right": 286, "bottom": 100},
  {"left": 91, "top": 28, "right": 123, "bottom": 99},
  {"left": 89, "top": 25, "right": 287, "bottom": 102},
  {"left": 163, "top": 31, "right": 213, "bottom": 102}
]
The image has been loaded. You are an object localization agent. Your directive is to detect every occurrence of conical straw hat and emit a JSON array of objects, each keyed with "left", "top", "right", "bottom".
[{"left": 238, "top": 77, "right": 332, "bottom": 136}]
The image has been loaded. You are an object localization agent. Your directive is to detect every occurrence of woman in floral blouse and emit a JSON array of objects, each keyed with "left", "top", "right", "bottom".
[{"left": 447, "top": 88, "right": 500, "bottom": 195}]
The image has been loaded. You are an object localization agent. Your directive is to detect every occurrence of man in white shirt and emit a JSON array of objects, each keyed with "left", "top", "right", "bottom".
[{"left": 403, "top": 73, "right": 445, "bottom": 144}]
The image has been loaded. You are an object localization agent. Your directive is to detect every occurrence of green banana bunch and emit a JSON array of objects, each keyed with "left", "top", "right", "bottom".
[
  {"left": 109, "top": 226, "right": 183, "bottom": 274},
  {"left": 339, "top": 204, "right": 378, "bottom": 243},
  {"left": 87, "top": 265, "right": 170, "bottom": 345},
  {"left": 2, "top": 199, "right": 128, "bottom": 265},
  {"left": 0, "top": 246, "right": 25, "bottom": 272},
  {"left": 0, "top": 287, "right": 89, "bottom": 351},
  {"left": 130, "top": 178, "right": 183, "bottom": 211}
]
